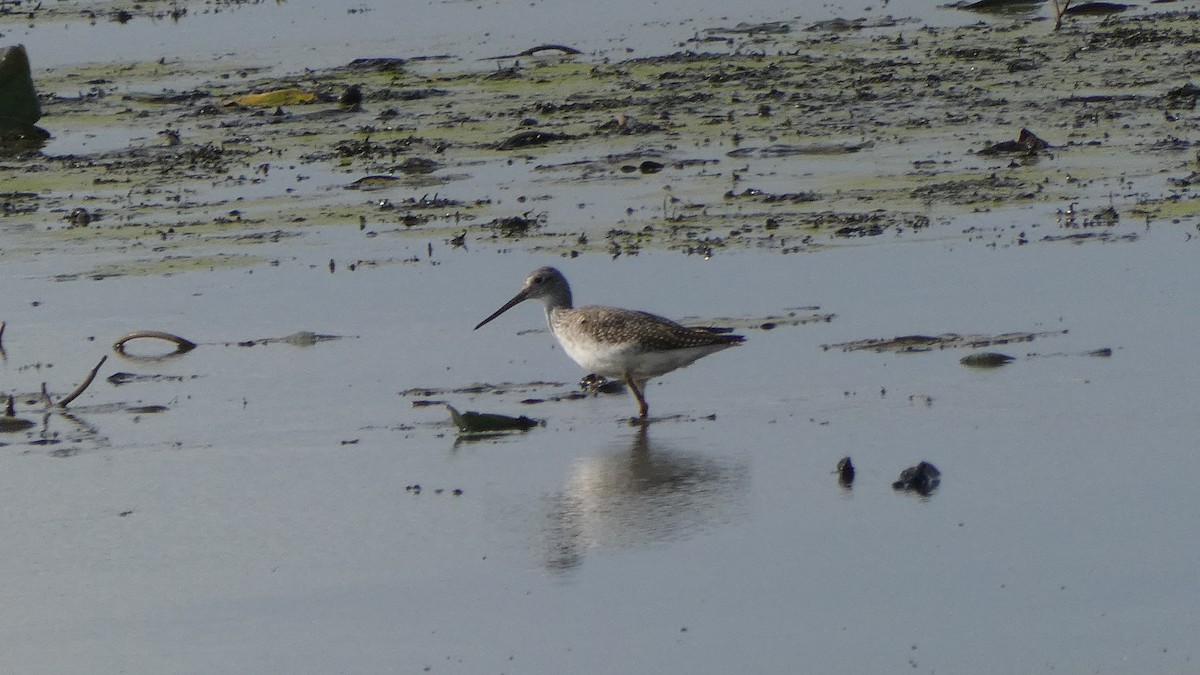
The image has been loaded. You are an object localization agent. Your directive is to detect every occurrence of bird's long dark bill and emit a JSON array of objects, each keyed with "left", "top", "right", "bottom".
[{"left": 473, "top": 291, "right": 528, "bottom": 330}]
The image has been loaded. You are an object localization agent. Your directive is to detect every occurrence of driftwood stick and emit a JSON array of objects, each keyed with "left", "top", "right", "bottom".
[
  {"left": 57, "top": 356, "right": 108, "bottom": 408},
  {"left": 113, "top": 330, "right": 197, "bottom": 355},
  {"left": 486, "top": 44, "right": 582, "bottom": 60},
  {"left": 1052, "top": 0, "right": 1072, "bottom": 30}
]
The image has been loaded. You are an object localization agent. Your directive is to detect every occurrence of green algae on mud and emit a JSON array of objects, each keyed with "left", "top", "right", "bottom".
[{"left": 1, "top": 6, "right": 1198, "bottom": 279}]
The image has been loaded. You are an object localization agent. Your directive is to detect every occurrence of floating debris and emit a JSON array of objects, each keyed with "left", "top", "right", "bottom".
[
  {"left": 705, "top": 20, "right": 791, "bottom": 35},
  {"left": 233, "top": 88, "right": 316, "bottom": 107},
  {"left": 57, "top": 356, "right": 108, "bottom": 408},
  {"left": 979, "top": 128, "right": 1050, "bottom": 156},
  {"left": 113, "top": 331, "right": 197, "bottom": 357},
  {"left": 727, "top": 141, "right": 872, "bottom": 158},
  {"left": 951, "top": 0, "right": 1045, "bottom": 12},
  {"left": 0, "top": 395, "right": 35, "bottom": 432},
  {"left": 825, "top": 330, "right": 1066, "bottom": 354},
  {"left": 343, "top": 57, "right": 407, "bottom": 73},
  {"left": 579, "top": 374, "right": 625, "bottom": 395},
  {"left": 960, "top": 352, "right": 1015, "bottom": 368},
  {"left": 835, "top": 456, "right": 855, "bottom": 488},
  {"left": 1062, "top": 2, "right": 1130, "bottom": 16},
  {"left": 805, "top": 18, "right": 867, "bottom": 32},
  {"left": 127, "top": 405, "right": 169, "bottom": 414},
  {"left": 346, "top": 175, "right": 400, "bottom": 191},
  {"left": 495, "top": 130, "right": 569, "bottom": 151},
  {"left": 236, "top": 331, "right": 346, "bottom": 348},
  {"left": 892, "top": 461, "right": 942, "bottom": 497},
  {"left": 106, "top": 372, "right": 187, "bottom": 386},
  {"left": 487, "top": 44, "right": 582, "bottom": 60},
  {"left": 446, "top": 404, "right": 540, "bottom": 434}
]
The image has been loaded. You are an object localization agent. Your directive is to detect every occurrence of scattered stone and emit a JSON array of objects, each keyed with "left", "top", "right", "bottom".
[
  {"left": 892, "top": 461, "right": 942, "bottom": 496},
  {"left": 66, "top": 207, "right": 92, "bottom": 227},
  {"left": 0, "top": 44, "right": 49, "bottom": 149},
  {"left": 836, "top": 456, "right": 855, "bottom": 488},
  {"left": 338, "top": 84, "right": 363, "bottom": 109},
  {"left": 0, "top": 45, "right": 40, "bottom": 129}
]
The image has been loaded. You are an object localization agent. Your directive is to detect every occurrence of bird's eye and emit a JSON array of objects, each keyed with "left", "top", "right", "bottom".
[{"left": 533, "top": 275, "right": 544, "bottom": 284}]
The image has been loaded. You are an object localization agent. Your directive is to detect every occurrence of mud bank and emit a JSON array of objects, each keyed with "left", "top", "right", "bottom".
[{"left": 0, "top": 5, "right": 1196, "bottom": 279}]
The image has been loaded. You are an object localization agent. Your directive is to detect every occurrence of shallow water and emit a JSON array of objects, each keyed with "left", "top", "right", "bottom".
[
  {"left": 4, "top": 227, "right": 1200, "bottom": 673},
  {"left": 3, "top": 1, "right": 1200, "bottom": 673},
  {"left": 13, "top": 0, "right": 989, "bottom": 74}
]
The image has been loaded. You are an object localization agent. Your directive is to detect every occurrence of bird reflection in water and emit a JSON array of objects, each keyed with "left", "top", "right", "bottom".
[{"left": 542, "top": 426, "right": 748, "bottom": 572}]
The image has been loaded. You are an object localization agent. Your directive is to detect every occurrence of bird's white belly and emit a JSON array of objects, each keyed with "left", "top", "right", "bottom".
[{"left": 556, "top": 332, "right": 724, "bottom": 381}]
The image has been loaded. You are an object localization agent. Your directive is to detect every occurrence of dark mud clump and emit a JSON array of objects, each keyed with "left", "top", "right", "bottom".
[
  {"left": 892, "top": 461, "right": 942, "bottom": 497},
  {"left": 824, "top": 330, "right": 1067, "bottom": 354}
]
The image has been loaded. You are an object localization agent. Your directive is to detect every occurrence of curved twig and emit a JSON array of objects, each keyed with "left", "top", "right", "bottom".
[
  {"left": 486, "top": 44, "right": 582, "bottom": 60},
  {"left": 113, "top": 330, "right": 197, "bottom": 356},
  {"left": 57, "top": 356, "right": 108, "bottom": 408}
]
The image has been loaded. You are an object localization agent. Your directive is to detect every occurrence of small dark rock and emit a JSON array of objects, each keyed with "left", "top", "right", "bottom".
[
  {"left": 892, "top": 461, "right": 941, "bottom": 496},
  {"left": 835, "top": 456, "right": 855, "bottom": 488},
  {"left": 0, "top": 45, "right": 49, "bottom": 146},
  {"left": 338, "top": 84, "right": 363, "bottom": 109},
  {"left": 67, "top": 207, "right": 92, "bottom": 227}
]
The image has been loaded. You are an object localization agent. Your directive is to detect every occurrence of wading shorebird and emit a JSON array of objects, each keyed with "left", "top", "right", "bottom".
[{"left": 474, "top": 267, "right": 744, "bottom": 420}]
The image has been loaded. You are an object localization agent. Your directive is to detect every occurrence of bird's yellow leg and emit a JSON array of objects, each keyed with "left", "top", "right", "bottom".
[{"left": 624, "top": 373, "right": 649, "bottom": 419}]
